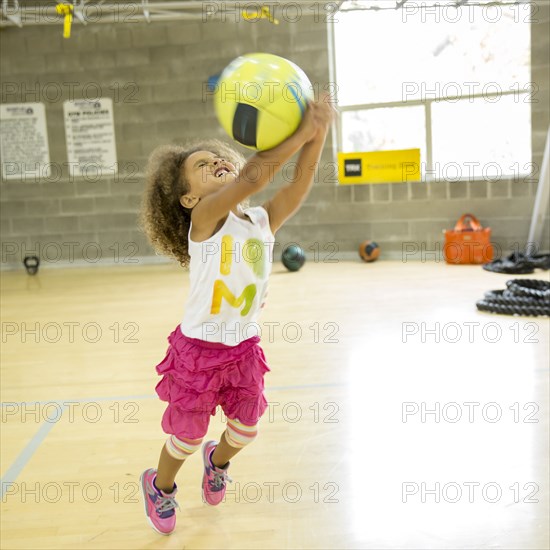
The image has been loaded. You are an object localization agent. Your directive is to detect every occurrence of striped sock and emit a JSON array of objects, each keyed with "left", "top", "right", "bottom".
[
  {"left": 165, "top": 435, "right": 203, "bottom": 460},
  {"left": 225, "top": 418, "right": 258, "bottom": 448}
]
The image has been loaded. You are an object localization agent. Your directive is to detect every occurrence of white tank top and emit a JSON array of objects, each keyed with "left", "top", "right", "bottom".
[{"left": 180, "top": 206, "right": 275, "bottom": 346}]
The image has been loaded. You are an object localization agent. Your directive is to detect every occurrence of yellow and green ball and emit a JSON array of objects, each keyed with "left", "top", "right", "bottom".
[{"left": 214, "top": 53, "right": 313, "bottom": 151}]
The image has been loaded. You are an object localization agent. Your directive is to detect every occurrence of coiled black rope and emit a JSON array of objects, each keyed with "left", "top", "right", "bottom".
[
  {"left": 476, "top": 279, "right": 550, "bottom": 317},
  {"left": 506, "top": 279, "right": 550, "bottom": 300}
]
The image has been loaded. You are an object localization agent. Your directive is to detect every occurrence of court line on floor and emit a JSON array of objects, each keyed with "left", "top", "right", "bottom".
[
  {"left": 1, "top": 405, "right": 66, "bottom": 500},
  {"left": 0, "top": 382, "right": 346, "bottom": 407},
  {"left": 0, "top": 382, "right": 345, "bottom": 495}
]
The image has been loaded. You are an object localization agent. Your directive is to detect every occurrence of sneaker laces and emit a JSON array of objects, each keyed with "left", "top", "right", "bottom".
[
  {"left": 156, "top": 493, "right": 180, "bottom": 514},
  {"left": 209, "top": 469, "right": 233, "bottom": 492}
]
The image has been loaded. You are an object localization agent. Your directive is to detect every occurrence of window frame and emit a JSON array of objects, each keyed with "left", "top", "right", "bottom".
[{"left": 327, "top": 9, "right": 532, "bottom": 183}]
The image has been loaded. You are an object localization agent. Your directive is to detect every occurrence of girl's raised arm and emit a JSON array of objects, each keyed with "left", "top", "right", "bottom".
[{"left": 189, "top": 105, "right": 318, "bottom": 237}]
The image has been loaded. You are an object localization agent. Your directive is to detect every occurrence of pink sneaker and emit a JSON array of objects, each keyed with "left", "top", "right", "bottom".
[
  {"left": 140, "top": 468, "right": 179, "bottom": 535},
  {"left": 201, "top": 440, "right": 232, "bottom": 506}
]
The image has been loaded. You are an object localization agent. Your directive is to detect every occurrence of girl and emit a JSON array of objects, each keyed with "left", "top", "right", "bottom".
[{"left": 139, "top": 98, "right": 334, "bottom": 535}]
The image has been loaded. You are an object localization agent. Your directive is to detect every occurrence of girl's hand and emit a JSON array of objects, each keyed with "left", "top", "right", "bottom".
[
  {"left": 295, "top": 96, "right": 337, "bottom": 144},
  {"left": 295, "top": 102, "right": 318, "bottom": 144},
  {"left": 310, "top": 96, "right": 337, "bottom": 140}
]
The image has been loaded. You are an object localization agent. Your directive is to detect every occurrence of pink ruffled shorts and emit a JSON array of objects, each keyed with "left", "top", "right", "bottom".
[{"left": 155, "top": 325, "right": 270, "bottom": 440}]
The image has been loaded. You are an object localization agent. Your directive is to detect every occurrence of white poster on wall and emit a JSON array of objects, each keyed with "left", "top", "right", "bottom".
[
  {"left": 63, "top": 98, "right": 118, "bottom": 178},
  {"left": 0, "top": 102, "right": 51, "bottom": 180}
]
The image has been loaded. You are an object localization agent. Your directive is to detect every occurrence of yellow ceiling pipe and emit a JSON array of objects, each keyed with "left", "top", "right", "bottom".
[{"left": 55, "top": 3, "right": 73, "bottom": 38}]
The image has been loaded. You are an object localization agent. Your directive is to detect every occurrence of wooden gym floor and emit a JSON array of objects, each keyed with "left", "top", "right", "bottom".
[{"left": 1, "top": 260, "right": 549, "bottom": 549}]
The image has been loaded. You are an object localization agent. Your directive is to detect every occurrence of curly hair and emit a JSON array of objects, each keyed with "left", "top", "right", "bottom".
[{"left": 140, "top": 139, "right": 246, "bottom": 267}]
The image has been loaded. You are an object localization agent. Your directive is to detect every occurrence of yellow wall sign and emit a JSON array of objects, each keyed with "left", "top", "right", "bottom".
[{"left": 338, "top": 149, "right": 421, "bottom": 184}]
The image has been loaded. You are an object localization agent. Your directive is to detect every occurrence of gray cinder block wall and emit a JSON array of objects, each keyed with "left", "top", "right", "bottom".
[{"left": 0, "top": 3, "right": 548, "bottom": 269}]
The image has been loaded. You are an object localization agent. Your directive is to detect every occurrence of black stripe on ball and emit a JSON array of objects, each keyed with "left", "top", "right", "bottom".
[
  {"left": 366, "top": 243, "right": 378, "bottom": 255},
  {"left": 233, "top": 103, "right": 258, "bottom": 148}
]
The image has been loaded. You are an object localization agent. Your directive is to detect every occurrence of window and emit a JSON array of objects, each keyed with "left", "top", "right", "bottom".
[
  {"left": 342, "top": 106, "right": 427, "bottom": 164},
  {"left": 332, "top": 0, "right": 532, "bottom": 181}
]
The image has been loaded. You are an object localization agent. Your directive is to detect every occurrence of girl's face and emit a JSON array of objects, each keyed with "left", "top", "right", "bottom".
[{"left": 181, "top": 150, "right": 237, "bottom": 207}]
